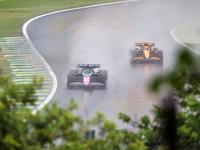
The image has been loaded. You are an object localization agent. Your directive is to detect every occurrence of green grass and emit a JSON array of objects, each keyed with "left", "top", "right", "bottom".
[
  {"left": 0, "top": 47, "right": 13, "bottom": 77},
  {"left": 0, "top": 0, "right": 122, "bottom": 38}
]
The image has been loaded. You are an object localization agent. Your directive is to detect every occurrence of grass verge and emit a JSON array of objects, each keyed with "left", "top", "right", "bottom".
[
  {"left": 0, "top": 0, "right": 122, "bottom": 38},
  {"left": 0, "top": 46, "right": 13, "bottom": 77}
]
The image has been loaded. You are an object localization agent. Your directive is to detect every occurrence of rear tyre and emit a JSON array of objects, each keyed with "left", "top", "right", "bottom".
[
  {"left": 67, "top": 69, "right": 76, "bottom": 88},
  {"left": 67, "top": 74, "right": 74, "bottom": 88},
  {"left": 130, "top": 50, "right": 136, "bottom": 65},
  {"left": 157, "top": 51, "right": 163, "bottom": 66},
  {"left": 99, "top": 70, "right": 107, "bottom": 89},
  {"left": 130, "top": 58, "right": 136, "bottom": 65}
]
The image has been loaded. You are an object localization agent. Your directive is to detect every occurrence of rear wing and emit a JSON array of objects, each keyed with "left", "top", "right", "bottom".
[
  {"left": 77, "top": 63, "right": 100, "bottom": 69},
  {"left": 135, "top": 43, "right": 155, "bottom": 47}
]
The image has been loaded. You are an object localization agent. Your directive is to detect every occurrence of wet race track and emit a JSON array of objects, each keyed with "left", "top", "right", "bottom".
[{"left": 25, "top": 0, "right": 200, "bottom": 127}]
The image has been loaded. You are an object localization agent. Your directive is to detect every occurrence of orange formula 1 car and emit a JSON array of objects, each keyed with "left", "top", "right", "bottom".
[{"left": 129, "top": 42, "right": 163, "bottom": 65}]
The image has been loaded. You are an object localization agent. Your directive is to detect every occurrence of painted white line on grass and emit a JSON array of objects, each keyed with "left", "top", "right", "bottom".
[
  {"left": 170, "top": 22, "right": 200, "bottom": 55},
  {"left": 22, "top": 0, "right": 139, "bottom": 114}
]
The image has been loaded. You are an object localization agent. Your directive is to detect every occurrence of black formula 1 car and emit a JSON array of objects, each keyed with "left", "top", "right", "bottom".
[
  {"left": 129, "top": 42, "right": 163, "bottom": 65},
  {"left": 67, "top": 63, "right": 107, "bottom": 89}
]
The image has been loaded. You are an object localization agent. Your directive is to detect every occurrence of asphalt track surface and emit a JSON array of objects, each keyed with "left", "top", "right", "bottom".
[{"left": 25, "top": 0, "right": 200, "bottom": 126}]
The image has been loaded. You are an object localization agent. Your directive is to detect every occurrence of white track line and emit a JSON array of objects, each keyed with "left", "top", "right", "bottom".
[
  {"left": 22, "top": 0, "right": 139, "bottom": 114},
  {"left": 170, "top": 22, "right": 200, "bottom": 55}
]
